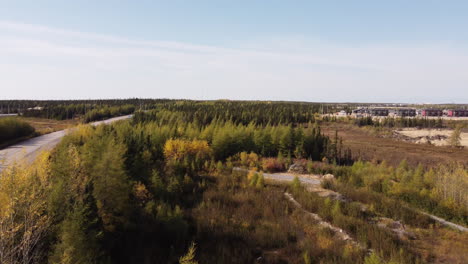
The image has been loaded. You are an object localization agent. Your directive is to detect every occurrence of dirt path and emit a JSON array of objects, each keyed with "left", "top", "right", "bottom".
[
  {"left": 232, "top": 167, "right": 321, "bottom": 185},
  {"left": 284, "top": 192, "right": 366, "bottom": 250},
  {"left": 421, "top": 212, "right": 468, "bottom": 232},
  {"left": 234, "top": 167, "right": 468, "bottom": 233}
]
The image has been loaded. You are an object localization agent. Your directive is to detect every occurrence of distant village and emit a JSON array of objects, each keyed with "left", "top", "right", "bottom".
[{"left": 336, "top": 107, "right": 468, "bottom": 118}]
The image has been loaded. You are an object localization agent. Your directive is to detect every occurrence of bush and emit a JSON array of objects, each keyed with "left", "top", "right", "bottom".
[
  {"left": 261, "top": 158, "right": 285, "bottom": 173},
  {"left": 0, "top": 118, "right": 35, "bottom": 145}
]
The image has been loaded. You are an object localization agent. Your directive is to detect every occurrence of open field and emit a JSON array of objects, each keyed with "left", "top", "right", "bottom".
[
  {"left": 0, "top": 117, "right": 80, "bottom": 150},
  {"left": 321, "top": 123, "right": 468, "bottom": 167},
  {"left": 18, "top": 117, "right": 80, "bottom": 135}
]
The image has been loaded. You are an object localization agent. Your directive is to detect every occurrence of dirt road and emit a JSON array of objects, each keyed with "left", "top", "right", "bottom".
[
  {"left": 234, "top": 167, "right": 468, "bottom": 232},
  {"left": 0, "top": 115, "right": 133, "bottom": 171},
  {"left": 232, "top": 167, "right": 321, "bottom": 185}
]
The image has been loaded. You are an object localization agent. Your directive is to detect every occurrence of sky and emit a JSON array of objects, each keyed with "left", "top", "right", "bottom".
[{"left": 0, "top": 1, "right": 467, "bottom": 103}]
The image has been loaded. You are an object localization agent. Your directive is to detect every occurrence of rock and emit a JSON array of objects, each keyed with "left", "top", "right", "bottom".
[
  {"left": 416, "top": 137, "right": 429, "bottom": 144},
  {"left": 376, "top": 217, "right": 416, "bottom": 240},
  {"left": 388, "top": 220, "right": 403, "bottom": 230},
  {"left": 288, "top": 163, "right": 307, "bottom": 174},
  {"left": 323, "top": 174, "right": 335, "bottom": 180}
]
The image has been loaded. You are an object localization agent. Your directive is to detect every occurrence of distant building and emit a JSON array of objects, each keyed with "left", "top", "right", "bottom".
[
  {"left": 421, "top": 109, "right": 443, "bottom": 117},
  {"left": 337, "top": 110, "right": 347, "bottom": 116},
  {"left": 369, "top": 108, "right": 389, "bottom": 116},
  {"left": 0, "top": 114, "right": 18, "bottom": 118},
  {"left": 395, "top": 108, "right": 416, "bottom": 117},
  {"left": 351, "top": 108, "right": 368, "bottom": 117},
  {"left": 27, "top": 106, "right": 44, "bottom": 111},
  {"left": 446, "top": 109, "right": 468, "bottom": 117},
  {"left": 352, "top": 108, "right": 367, "bottom": 114}
]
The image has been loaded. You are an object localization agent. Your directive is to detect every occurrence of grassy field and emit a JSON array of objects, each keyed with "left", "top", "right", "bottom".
[
  {"left": 321, "top": 122, "right": 468, "bottom": 167},
  {"left": 18, "top": 117, "right": 80, "bottom": 135}
]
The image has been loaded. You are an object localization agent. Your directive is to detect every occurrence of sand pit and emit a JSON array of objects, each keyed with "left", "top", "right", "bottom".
[{"left": 394, "top": 128, "right": 468, "bottom": 147}]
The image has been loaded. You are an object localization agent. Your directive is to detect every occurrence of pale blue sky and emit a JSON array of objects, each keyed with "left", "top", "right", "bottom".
[{"left": 0, "top": 1, "right": 467, "bottom": 103}]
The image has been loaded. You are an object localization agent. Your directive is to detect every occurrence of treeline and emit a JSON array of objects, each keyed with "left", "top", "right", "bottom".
[
  {"left": 21, "top": 101, "right": 142, "bottom": 121},
  {"left": 22, "top": 104, "right": 135, "bottom": 123},
  {"left": 0, "top": 118, "right": 35, "bottom": 145},
  {"left": 134, "top": 100, "right": 322, "bottom": 126},
  {"left": 2, "top": 99, "right": 331, "bottom": 124},
  {"left": 354, "top": 117, "right": 444, "bottom": 128},
  {"left": 133, "top": 114, "right": 346, "bottom": 163},
  {"left": 22, "top": 104, "right": 88, "bottom": 120},
  {"left": 0, "top": 99, "right": 156, "bottom": 120},
  {"left": 0, "top": 99, "right": 156, "bottom": 113},
  {"left": 83, "top": 104, "right": 135, "bottom": 123}
]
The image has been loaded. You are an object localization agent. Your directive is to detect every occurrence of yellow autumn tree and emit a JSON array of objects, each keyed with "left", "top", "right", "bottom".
[
  {"left": 164, "top": 139, "right": 212, "bottom": 173},
  {"left": 0, "top": 151, "right": 52, "bottom": 264},
  {"left": 164, "top": 139, "right": 212, "bottom": 161}
]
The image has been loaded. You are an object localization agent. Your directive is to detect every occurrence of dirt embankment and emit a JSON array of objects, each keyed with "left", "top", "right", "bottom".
[
  {"left": 321, "top": 123, "right": 468, "bottom": 167},
  {"left": 393, "top": 128, "right": 468, "bottom": 148}
]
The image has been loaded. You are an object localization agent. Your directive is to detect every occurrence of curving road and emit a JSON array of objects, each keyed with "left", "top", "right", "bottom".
[{"left": 0, "top": 115, "right": 133, "bottom": 172}]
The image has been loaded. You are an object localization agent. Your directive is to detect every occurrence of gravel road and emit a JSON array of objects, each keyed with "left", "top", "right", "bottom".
[
  {"left": 232, "top": 167, "right": 321, "bottom": 185},
  {"left": 0, "top": 115, "right": 133, "bottom": 171}
]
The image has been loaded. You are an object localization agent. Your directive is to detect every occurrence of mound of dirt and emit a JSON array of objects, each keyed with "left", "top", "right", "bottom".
[{"left": 288, "top": 163, "right": 307, "bottom": 174}]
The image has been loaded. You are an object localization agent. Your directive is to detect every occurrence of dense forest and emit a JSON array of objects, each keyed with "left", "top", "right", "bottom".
[
  {"left": 133, "top": 101, "right": 322, "bottom": 125},
  {"left": 0, "top": 101, "right": 467, "bottom": 264},
  {"left": 0, "top": 99, "right": 337, "bottom": 123},
  {"left": 0, "top": 103, "right": 336, "bottom": 264}
]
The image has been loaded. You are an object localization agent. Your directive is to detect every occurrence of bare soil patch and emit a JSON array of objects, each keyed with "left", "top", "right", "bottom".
[
  {"left": 394, "top": 128, "right": 468, "bottom": 147},
  {"left": 19, "top": 117, "right": 79, "bottom": 135}
]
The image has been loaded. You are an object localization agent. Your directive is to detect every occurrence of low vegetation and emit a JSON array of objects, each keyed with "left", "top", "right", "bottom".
[
  {"left": 328, "top": 160, "right": 468, "bottom": 225},
  {"left": 82, "top": 104, "right": 135, "bottom": 123},
  {"left": 0, "top": 117, "right": 36, "bottom": 146},
  {"left": 353, "top": 116, "right": 444, "bottom": 128}
]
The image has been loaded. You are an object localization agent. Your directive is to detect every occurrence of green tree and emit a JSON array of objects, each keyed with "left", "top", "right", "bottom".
[
  {"left": 89, "top": 137, "right": 131, "bottom": 232},
  {"left": 256, "top": 172, "right": 265, "bottom": 188},
  {"left": 291, "top": 176, "right": 301, "bottom": 190},
  {"left": 50, "top": 201, "right": 102, "bottom": 264},
  {"left": 249, "top": 172, "right": 259, "bottom": 187},
  {"left": 449, "top": 125, "right": 462, "bottom": 147}
]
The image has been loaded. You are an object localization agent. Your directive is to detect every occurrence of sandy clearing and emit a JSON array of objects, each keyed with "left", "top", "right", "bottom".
[{"left": 395, "top": 128, "right": 468, "bottom": 147}]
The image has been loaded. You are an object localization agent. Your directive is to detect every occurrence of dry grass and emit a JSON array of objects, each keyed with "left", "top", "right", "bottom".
[
  {"left": 18, "top": 117, "right": 79, "bottom": 135},
  {"left": 411, "top": 228, "right": 468, "bottom": 264},
  {"left": 321, "top": 123, "right": 468, "bottom": 167}
]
